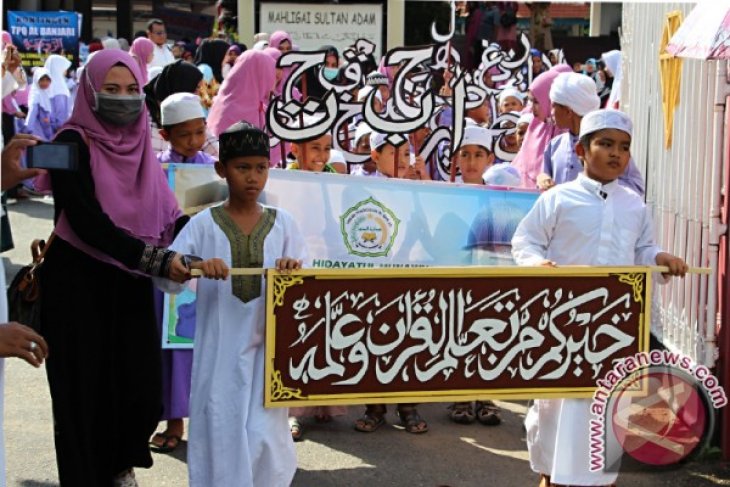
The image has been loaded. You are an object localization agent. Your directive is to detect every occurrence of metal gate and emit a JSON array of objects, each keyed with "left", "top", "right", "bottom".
[{"left": 621, "top": 1, "right": 728, "bottom": 369}]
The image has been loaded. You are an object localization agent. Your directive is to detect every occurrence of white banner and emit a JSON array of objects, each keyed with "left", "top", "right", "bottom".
[
  {"left": 259, "top": 2, "right": 383, "bottom": 58},
  {"left": 162, "top": 167, "right": 539, "bottom": 348}
]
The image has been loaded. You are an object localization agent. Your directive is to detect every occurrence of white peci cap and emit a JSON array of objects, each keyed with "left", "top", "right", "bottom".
[
  {"left": 483, "top": 164, "right": 521, "bottom": 187},
  {"left": 498, "top": 87, "right": 526, "bottom": 104},
  {"left": 160, "top": 92, "right": 205, "bottom": 127},
  {"left": 460, "top": 125, "right": 493, "bottom": 152},
  {"left": 578, "top": 109, "right": 633, "bottom": 139},
  {"left": 369, "top": 130, "right": 389, "bottom": 151},
  {"left": 354, "top": 122, "right": 373, "bottom": 146}
]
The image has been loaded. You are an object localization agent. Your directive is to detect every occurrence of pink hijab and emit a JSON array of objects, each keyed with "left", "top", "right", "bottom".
[
  {"left": 511, "top": 64, "right": 572, "bottom": 189},
  {"left": 1, "top": 31, "right": 12, "bottom": 47},
  {"left": 129, "top": 37, "right": 155, "bottom": 85},
  {"left": 268, "top": 31, "right": 292, "bottom": 51},
  {"left": 266, "top": 31, "right": 301, "bottom": 100},
  {"left": 43, "top": 49, "right": 180, "bottom": 270},
  {"left": 207, "top": 50, "right": 276, "bottom": 136}
]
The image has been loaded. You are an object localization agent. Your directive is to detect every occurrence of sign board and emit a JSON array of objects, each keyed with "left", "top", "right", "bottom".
[
  {"left": 259, "top": 2, "right": 383, "bottom": 57},
  {"left": 7, "top": 10, "right": 80, "bottom": 69},
  {"left": 265, "top": 267, "right": 652, "bottom": 406}
]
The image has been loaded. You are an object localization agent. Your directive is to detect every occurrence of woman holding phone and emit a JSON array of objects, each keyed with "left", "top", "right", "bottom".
[{"left": 38, "top": 49, "right": 191, "bottom": 487}]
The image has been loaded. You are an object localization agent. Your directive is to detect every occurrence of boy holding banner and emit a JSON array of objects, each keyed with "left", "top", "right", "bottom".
[
  {"left": 157, "top": 122, "right": 304, "bottom": 486},
  {"left": 511, "top": 109, "right": 687, "bottom": 487}
]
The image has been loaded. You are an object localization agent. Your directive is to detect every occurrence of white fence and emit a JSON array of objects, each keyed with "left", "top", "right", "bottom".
[{"left": 621, "top": 2, "right": 727, "bottom": 367}]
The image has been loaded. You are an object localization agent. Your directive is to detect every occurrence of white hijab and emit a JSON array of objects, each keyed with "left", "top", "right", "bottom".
[
  {"left": 27, "top": 68, "right": 53, "bottom": 123},
  {"left": 43, "top": 54, "right": 72, "bottom": 99},
  {"left": 601, "top": 50, "right": 622, "bottom": 109}
]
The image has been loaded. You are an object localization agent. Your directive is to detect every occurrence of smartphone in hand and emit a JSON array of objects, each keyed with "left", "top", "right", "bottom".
[{"left": 27, "top": 142, "right": 78, "bottom": 171}]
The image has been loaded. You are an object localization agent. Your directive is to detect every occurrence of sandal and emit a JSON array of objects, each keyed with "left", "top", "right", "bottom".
[
  {"left": 397, "top": 406, "right": 429, "bottom": 434},
  {"left": 355, "top": 410, "right": 385, "bottom": 433},
  {"left": 475, "top": 400, "right": 502, "bottom": 426},
  {"left": 289, "top": 416, "right": 303, "bottom": 442},
  {"left": 448, "top": 402, "right": 476, "bottom": 424},
  {"left": 149, "top": 432, "right": 182, "bottom": 453}
]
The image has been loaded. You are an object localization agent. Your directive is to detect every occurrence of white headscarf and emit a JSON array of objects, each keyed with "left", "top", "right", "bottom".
[
  {"left": 549, "top": 72, "right": 600, "bottom": 116},
  {"left": 43, "top": 54, "right": 72, "bottom": 99},
  {"left": 601, "top": 50, "right": 622, "bottom": 109},
  {"left": 27, "top": 68, "right": 53, "bottom": 123}
]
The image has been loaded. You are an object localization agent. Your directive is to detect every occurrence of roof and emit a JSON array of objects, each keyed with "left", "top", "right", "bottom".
[{"left": 517, "top": 3, "right": 591, "bottom": 20}]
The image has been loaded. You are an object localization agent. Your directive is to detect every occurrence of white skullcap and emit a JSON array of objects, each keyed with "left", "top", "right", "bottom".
[
  {"left": 483, "top": 164, "right": 521, "bottom": 187},
  {"left": 549, "top": 72, "right": 600, "bottom": 116},
  {"left": 354, "top": 122, "right": 372, "bottom": 145},
  {"left": 498, "top": 87, "right": 526, "bottom": 104},
  {"left": 369, "top": 130, "right": 388, "bottom": 151},
  {"left": 460, "top": 125, "right": 492, "bottom": 152},
  {"left": 517, "top": 112, "right": 534, "bottom": 126},
  {"left": 366, "top": 71, "right": 389, "bottom": 86},
  {"left": 161, "top": 92, "right": 205, "bottom": 126},
  {"left": 579, "top": 109, "right": 633, "bottom": 139},
  {"left": 357, "top": 85, "right": 383, "bottom": 103},
  {"left": 252, "top": 40, "right": 269, "bottom": 51},
  {"left": 328, "top": 149, "right": 346, "bottom": 164}
]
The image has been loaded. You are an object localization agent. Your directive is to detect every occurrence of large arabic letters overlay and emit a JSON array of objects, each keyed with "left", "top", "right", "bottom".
[{"left": 268, "top": 271, "right": 648, "bottom": 405}]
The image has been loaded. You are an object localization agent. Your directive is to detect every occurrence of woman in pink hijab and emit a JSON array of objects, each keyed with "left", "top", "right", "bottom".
[
  {"left": 511, "top": 64, "right": 572, "bottom": 189},
  {"left": 38, "top": 49, "right": 190, "bottom": 486},
  {"left": 269, "top": 30, "right": 293, "bottom": 53},
  {"left": 267, "top": 30, "right": 301, "bottom": 102},
  {"left": 207, "top": 50, "right": 276, "bottom": 136},
  {"left": 129, "top": 37, "right": 155, "bottom": 85}
]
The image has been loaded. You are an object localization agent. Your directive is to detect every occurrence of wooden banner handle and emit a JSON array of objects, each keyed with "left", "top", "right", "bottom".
[
  {"left": 190, "top": 268, "right": 264, "bottom": 277},
  {"left": 651, "top": 266, "right": 712, "bottom": 275},
  {"left": 190, "top": 266, "right": 712, "bottom": 278}
]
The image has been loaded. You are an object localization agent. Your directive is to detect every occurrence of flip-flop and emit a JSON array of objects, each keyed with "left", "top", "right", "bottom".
[
  {"left": 354, "top": 412, "right": 385, "bottom": 433},
  {"left": 476, "top": 400, "right": 502, "bottom": 426},
  {"left": 149, "top": 432, "right": 182, "bottom": 453}
]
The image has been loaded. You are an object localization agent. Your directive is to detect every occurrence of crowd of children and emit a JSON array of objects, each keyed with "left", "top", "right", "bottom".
[{"left": 1, "top": 21, "right": 690, "bottom": 487}]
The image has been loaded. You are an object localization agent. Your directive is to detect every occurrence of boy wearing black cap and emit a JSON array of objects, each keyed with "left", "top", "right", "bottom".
[{"left": 157, "top": 121, "right": 304, "bottom": 487}]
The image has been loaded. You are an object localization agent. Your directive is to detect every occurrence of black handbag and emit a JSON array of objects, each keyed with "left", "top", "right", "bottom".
[{"left": 7, "top": 234, "right": 55, "bottom": 332}]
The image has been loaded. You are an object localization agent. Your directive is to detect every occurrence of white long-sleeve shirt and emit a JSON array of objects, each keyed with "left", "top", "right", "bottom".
[
  {"left": 511, "top": 173, "right": 665, "bottom": 485},
  {"left": 512, "top": 173, "right": 662, "bottom": 268}
]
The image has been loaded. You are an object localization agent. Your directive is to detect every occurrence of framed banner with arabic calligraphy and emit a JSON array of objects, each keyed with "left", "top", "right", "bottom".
[{"left": 264, "top": 266, "right": 652, "bottom": 407}]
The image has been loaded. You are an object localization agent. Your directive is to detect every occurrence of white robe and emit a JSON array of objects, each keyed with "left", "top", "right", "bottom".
[
  {"left": 158, "top": 205, "right": 305, "bottom": 487},
  {"left": 512, "top": 174, "right": 664, "bottom": 486},
  {"left": 149, "top": 44, "right": 175, "bottom": 69}
]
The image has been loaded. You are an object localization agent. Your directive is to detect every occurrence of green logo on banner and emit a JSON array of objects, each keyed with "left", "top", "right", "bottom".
[{"left": 340, "top": 197, "right": 400, "bottom": 257}]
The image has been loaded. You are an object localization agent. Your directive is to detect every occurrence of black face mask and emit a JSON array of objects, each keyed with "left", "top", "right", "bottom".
[{"left": 93, "top": 92, "right": 146, "bottom": 126}]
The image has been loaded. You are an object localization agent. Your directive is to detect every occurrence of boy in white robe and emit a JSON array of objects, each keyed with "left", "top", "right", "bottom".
[
  {"left": 157, "top": 121, "right": 304, "bottom": 487},
  {"left": 511, "top": 109, "right": 688, "bottom": 486}
]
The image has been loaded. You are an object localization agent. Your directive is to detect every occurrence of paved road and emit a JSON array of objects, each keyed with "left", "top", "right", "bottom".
[{"left": 3, "top": 196, "right": 729, "bottom": 487}]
